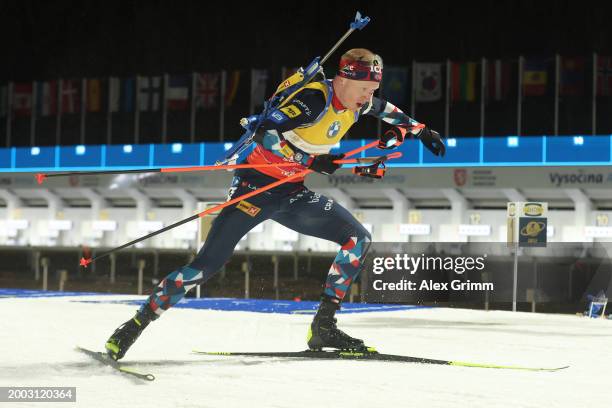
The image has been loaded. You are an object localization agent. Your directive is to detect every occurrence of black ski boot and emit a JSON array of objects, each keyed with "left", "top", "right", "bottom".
[
  {"left": 105, "top": 306, "right": 157, "bottom": 361},
  {"left": 307, "top": 297, "right": 365, "bottom": 351}
]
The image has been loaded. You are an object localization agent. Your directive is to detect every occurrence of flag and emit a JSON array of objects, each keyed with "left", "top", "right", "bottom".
[
  {"left": 381, "top": 66, "right": 409, "bottom": 105},
  {"left": 196, "top": 73, "right": 219, "bottom": 109},
  {"left": 118, "top": 78, "right": 136, "bottom": 113},
  {"left": 414, "top": 63, "right": 442, "bottom": 102},
  {"left": 87, "top": 79, "right": 102, "bottom": 112},
  {"left": 36, "top": 80, "right": 58, "bottom": 116},
  {"left": 109, "top": 78, "right": 120, "bottom": 112},
  {"left": 110, "top": 77, "right": 135, "bottom": 113},
  {"left": 13, "top": 83, "right": 32, "bottom": 116},
  {"left": 225, "top": 70, "right": 241, "bottom": 107},
  {"left": 597, "top": 56, "right": 612, "bottom": 97},
  {"left": 523, "top": 59, "right": 548, "bottom": 96},
  {"left": 250, "top": 69, "right": 268, "bottom": 111},
  {"left": 451, "top": 61, "right": 477, "bottom": 102},
  {"left": 487, "top": 59, "right": 512, "bottom": 101},
  {"left": 0, "top": 85, "right": 7, "bottom": 117},
  {"left": 166, "top": 75, "right": 190, "bottom": 111},
  {"left": 13, "top": 82, "right": 33, "bottom": 116},
  {"left": 559, "top": 57, "right": 585, "bottom": 96},
  {"left": 138, "top": 76, "right": 161, "bottom": 111},
  {"left": 61, "top": 79, "right": 81, "bottom": 113}
]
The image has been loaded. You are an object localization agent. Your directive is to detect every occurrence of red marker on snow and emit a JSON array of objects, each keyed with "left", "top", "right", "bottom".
[
  {"left": 35, "top": 173, "right": 47, "bottom": 185},
  {"left": 80, "top": 257, "right": 92, "bottom": 268}
]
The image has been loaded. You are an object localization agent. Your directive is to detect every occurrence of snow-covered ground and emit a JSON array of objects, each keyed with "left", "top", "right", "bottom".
[{"left": 1, "top": 293, "right": 610, "bottom": 408}]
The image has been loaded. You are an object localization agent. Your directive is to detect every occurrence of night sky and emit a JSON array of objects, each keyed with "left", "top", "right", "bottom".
[
  {"left": 1, "top": 0, "right": 611, "bottom": 144},
  {"left": 1, "top": 1, "right": 609, "bottom": 80}
]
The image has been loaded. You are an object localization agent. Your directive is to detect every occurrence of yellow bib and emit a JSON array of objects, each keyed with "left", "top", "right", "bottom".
[{"left": 279, "top": 81, "right": 358, "bottom": 154}]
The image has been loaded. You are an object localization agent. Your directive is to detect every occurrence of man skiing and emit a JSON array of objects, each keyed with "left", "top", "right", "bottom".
[{"left": 105, "top": 48, "right": 446, "bottom": 360}]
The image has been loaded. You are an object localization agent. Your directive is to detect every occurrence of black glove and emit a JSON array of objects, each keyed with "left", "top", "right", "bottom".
[
  {"left": 419, "top": 127, "right": 446, "bottom": 157},
  {"left": 378, "top": 126, "right": 406, "bottom": 149},
  {"left": 308, "top": 153, "right": 345, "bottom": 175}
]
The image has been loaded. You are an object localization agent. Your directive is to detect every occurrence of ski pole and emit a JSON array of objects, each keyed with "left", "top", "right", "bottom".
[
  {"left": 35, "top": 150, "right": 398, "bottom": 185},
  {"left": 36, "top": 163, "right": 296, "bottom": 184},
  {"left": 79, "top": 140, "right": 380, "bottom": 267},
  {"left": 35, "top": 162, "right": 310, "bottom": 184}
]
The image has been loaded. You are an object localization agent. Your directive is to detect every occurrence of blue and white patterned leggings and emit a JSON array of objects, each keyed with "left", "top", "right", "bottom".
[{"left": 141, "top": 171, "right": 371, "bottom": 317}]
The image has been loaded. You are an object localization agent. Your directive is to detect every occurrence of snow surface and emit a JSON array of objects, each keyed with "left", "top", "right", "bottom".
[{"left": 1, "top": 294, "right": 611, "bottom": 408}]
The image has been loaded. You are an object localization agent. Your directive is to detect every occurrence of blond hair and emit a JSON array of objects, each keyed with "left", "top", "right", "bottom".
[{"left": 340, "top": 48, "right": 383, "bottom": 69}]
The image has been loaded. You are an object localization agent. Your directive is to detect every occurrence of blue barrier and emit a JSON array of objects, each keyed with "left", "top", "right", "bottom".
[
  {"left": 1, "top": 135, "right": 611, "bottom": 172},
  {"left": 0, "top": 289, "right": 425, "bottom": 314},
  {"left": 483, "top": 136, "right": 544, "bottom": 163},
  {"left": 106, "top": 144, "right": 150, "bottom": 167},
  {"left": 87, "top": 298, "right": 426, "bottom": 314}
]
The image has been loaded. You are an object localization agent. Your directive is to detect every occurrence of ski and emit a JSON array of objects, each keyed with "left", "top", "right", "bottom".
[
  {"left": 193, "top": 348, "right": 569, "bottom": 372},
  {"left": 76, "top": 346, "right": 155, "bottom": 381}
]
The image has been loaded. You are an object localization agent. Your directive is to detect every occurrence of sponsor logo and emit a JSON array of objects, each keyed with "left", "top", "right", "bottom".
[
  {"left": 471, "top": 169, "right": 496, "bottom": 187},
  {"left": 280, "top": 104, "right": 301, "bottom": 118},
  {"left": 453, "top": 169, "right": 467, "bottom": 187},
  {"left": 293, "top": 152, "right": 304, "bottom": 162},
  {"left": 292, "top": 98, "right": 312, "bottom": 116},
  {"left": 270, "top": 111, "right": 287, "bottom": 123},
  {"left": 549, "top": 171, "right": 605, "bottom": 187},
  {"left": 518, "top": 217, "right": 547, "bottom": 247},
  {"left": 137, "top": 174, "right": 179, "bottom": 187},
  {"left": 279, "top": 143, "right": 295, "bottom": 158},
  {"left": 226, "top": 186, "right": 237, "bottom": 201},
  {"left": 236, "top": 200, "right": 261, "bottom": 217},
  {"left": 520, "top": 220, "right": 546, "bottom": 237},
  {"left": 523, "top": 203, "right": 544, "bottom": 216},
  {"left": 327, "top": 121, "right": 341, "bottom": 138},
  {"left": 328, "top": 174, "right": 406, "bottom": 186}
]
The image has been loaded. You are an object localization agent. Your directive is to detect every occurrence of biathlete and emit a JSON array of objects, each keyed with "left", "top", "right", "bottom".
[{"left": 105, "top": 48, "right": 446, "bottom": 360}]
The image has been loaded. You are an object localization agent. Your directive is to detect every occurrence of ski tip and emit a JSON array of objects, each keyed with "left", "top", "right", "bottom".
[
  {"left": 35, "top": 173, "right": 47, "bottom": 185},
  {"left": 79, "top": 257, "right": 92, "bottom": 268},
  {"left": 451, "top": 360, "right": 570, "bottom": 371},
  {"left": 119, "top": 367, "right": 155, "bottom": 381},
  {"left": 192, "top": 350, "right": 231, "bottom": 356}
]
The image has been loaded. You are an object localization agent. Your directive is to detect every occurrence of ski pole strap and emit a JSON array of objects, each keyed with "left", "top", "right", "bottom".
[
  {"left": 349, "top": 151, "right": 402, "bottom": 179},
  {"left": 336, "top": 152, "right": 402, "bottom": 164},
  {"left": 352, "top": 161, "right": 386, "bottom": 179}
]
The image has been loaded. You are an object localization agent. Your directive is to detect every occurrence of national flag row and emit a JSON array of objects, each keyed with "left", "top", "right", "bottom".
[
  {"left": 2, "top": 55, "right": 611, "bottom": 119},
  {"left": 0, "top": 71, "right": 242, "bottom": 118},
  {"left": 382, "top": 55, "right": 612, "bottom": 105}
]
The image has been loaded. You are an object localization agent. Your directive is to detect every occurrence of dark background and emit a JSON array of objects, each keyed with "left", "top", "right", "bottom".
[{"left": 1, "top": 0, "right": 611, "bottom": 146}]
